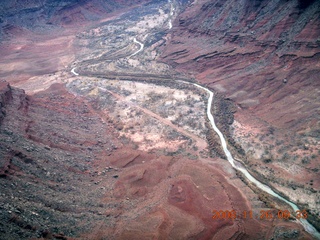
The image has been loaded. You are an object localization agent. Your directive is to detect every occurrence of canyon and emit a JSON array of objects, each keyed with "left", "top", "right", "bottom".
[{"left": 0, "top": 0, "right": 319, "bottom": 239}]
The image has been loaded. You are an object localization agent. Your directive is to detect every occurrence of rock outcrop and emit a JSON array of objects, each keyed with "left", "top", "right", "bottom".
[
  {"left": 161, "top": 0, "right": 320, "bottom": 231},
  {"left": 0, "top": 0, "right": 319, "bottom": 238},
  {"left": 161, "top": 0, "right": 320, "bottom": 133},
  {"left": 0, "top": 81, "right": 12, "bottom": 125},
  {"left": 0, "top": 81, "right": 312, "bottom": 239},
  {"left": 0, "top": 0, "right": 149, "bottom": 40}
]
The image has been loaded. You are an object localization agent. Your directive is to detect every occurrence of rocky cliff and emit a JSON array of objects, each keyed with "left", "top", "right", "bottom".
[
  {"left": 0, "top": 0, "right": 319, "bottom": 238},
  {"left": 162, "top": 0, "right": 320, "bottom": 133},
  {"left": 0, "top": 0, "right": 149, "bottom": 40},
  {"left": 161, "top": 0, "right": 320, "bottom": 230},
  {"left": 0, "top": 82, "right": 12, "bottom": 125},
  {"left": 0, "top": 80, "right": 312, "bottom": 239}
]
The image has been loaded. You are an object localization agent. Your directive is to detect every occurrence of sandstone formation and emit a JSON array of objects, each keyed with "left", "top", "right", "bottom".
[
  {"left": 0, "top": 0, "right": 319, "bottom": 239},
  {"left": 161, "top": 0, "right": 320, "bottom": 232}
]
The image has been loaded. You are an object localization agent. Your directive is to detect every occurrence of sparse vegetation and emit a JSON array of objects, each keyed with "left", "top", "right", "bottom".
[{"left": 301, "top": 157, "right": 310, "bottom": 164}]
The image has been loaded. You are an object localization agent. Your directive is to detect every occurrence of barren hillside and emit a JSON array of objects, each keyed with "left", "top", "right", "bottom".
[{"left": 0, "top": 0, "right": 319, "bottom": 239}]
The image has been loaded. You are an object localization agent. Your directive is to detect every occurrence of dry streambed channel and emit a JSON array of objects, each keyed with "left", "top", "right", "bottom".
[{"left": 66, "top": 0, "right": 320, "bottom": 238}]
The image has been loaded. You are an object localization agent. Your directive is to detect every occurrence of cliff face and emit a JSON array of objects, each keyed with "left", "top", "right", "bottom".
[
  {"left": 0, "top": 0, "right": 319, "bottom": 238},
  {"left": 0, "top": 0, "right": 148, "bottom": 40},
  {"left": 0, "top": 82, "right": 13, "bottom": 125},
  {"left": 0, "top": 82, "right": 312, "bottom": 240},
  {"left": 161, "top": 1, "right": 320, "bottom": 228},
  {"left": 0, "top": 81, "right": 125, "bottom": 238},
  {"left": 161, "top": 0, "right": 320, "bottom": 133}
]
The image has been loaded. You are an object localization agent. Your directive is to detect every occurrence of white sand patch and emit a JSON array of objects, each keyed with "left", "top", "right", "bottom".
[
  {"left": 239, "top": 99, "right": 260, "bottom": 107},
  {"left": 97, "top": 79, "right": 207, "bottom": 150},
  {"left": 130, "top": 132, "right": 145, "bottom": 142},
  {"left": 128, "top": 58, "right": 140, "bottom": 67},
  {"left": 126, "top": 8, "right": 169, "bottom": 34},
  {"left": 212, "top": 84, "right": 226, "bottom": 92},
  {"left": 228, "top": 90, "right": 247, "bottom": 99}
]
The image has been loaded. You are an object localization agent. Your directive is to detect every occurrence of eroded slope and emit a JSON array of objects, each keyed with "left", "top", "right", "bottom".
[{"left": 161, "top": 0, "right": 320, "bottom": 230}]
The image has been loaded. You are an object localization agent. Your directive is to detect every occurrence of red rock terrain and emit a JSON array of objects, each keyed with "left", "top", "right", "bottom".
[
  {"left": 0, "top": 0, "right": 319, "bottom": 239},
  {"left": 0, "top": 81, "right": 312, "bottom": 239},
  {"left": 161, "top": 0, "right": 320, "bottom": 232},
  {"left": 162, "top": 0, "right": 320, "bottom": 133}
]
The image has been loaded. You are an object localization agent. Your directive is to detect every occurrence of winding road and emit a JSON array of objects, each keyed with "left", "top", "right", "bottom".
[
  {"left": 71, "top": 67, "right": 79, "bottom": 76},
  {"left": 168, "top": 0, "right": 174, "bottom": 29},
  {"left": 69, "top": 6, "right": 320, "bottom": 238},
  {"left": 190, "top": 82, "right": 320, "bottom": 239},
  {"left": 165, "top": 4, "right": 318, "bottom": 235},
  {"left": 129, "top": 37, "right": 144, "bottom": 57}
]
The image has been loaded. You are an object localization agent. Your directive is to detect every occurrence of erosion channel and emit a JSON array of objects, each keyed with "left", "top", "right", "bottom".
[
  {"left": 69, "top": 0, "right": 320, "bottom": 238},
  {"left": 1, "top": 0, "right": 319, "bottom": 239}
]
